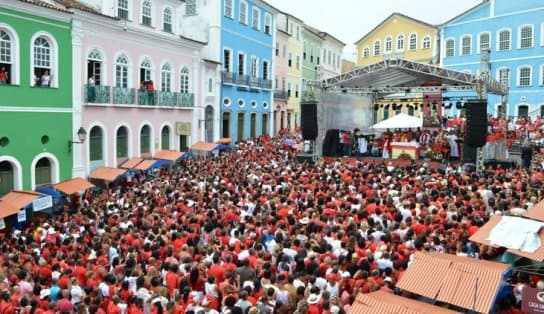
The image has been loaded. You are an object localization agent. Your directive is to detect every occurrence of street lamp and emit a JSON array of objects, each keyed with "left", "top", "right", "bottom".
[{"left": 68, "top": 127, "right": 87, "bottom": 152}]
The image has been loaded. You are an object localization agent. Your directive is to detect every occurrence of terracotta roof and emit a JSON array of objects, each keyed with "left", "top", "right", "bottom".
[
  {"left": 153, "top": 150, "right": 184, "bottom": 162},
  {"left": 89, "top": 167, "right": 126, "bottom": 181},
  {"left": 216, "top": 138, "right": 232, "bottom": 145},
  {"left": 349, "top": 291, "right": 459, "bottom": 314},
  {"left": 19, "top": 0, "right": 71, "bottom": 13},
  {"left": 523, "top": 199, "right": 544, "bottom": 222},
  {"left": 354, "top": 12, "right": 437, "bottom": 45},
  {"left": 120, "top": 158, "right": 144, "bottom": 169},
  {"left": 470, "top": 215, "right": 544, "bottom": 261},
  {"left": 396, "top": 252, "right": 508, "bottom": 314},
  {"left": 134, "top": 160, "right": 157, "bottom": 171},
  {"left": 191, "top": 141, "right": 219, "bottom": 152},
  {"left": 54, "top": 177, "right": 95, "bottom": 195},
  {"left": 0, "top": 190, "right": 44, "bottom": 219}
]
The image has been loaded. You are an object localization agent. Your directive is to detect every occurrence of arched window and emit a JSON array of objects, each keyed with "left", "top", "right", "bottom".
[
  {"left": 142, "top": 1, "right": 152, "bottom": 26},
  {"left": 373, "top": 40, "right": 380, "bottom": 56},
  {"left": 205, "top": 105, "right": 214, "bottom": 142},
  {"left": 479, "top": 32, "right": 490, "bottom": 52},
  {"left": 422, "top": 36, "right": 431, "bottom": 49},
  {"left": 35, "top": 158, "right": 52, "bottom": 186},
  {"left": 180, "top": 67, "right": 189, "bottom": 93},
  {"left": 140, "top": 59, "right": 152, "bottom": 83},
  {"left": 0, "top": 29, "right": 12, "bottom": 84},
  {"left": 384, "top": 36, "right": 392, "bottom": 53},
  {"left": 33, "top": 36, "right": 52, "bottom": 87},
  {"left": 519, "top": 25, "right": 533, "bottom": 49},
  {"left": 89, "top": 126, "right": 103, "bottom": 162},
  {"left": 161, "top": 63, "right": 172, "bottom": 92},
  {"left": 140, "top": 125, "right": 151, "bottom": 155},
  {"left": 116, "top": 126, "right": 128, "bottom": 158},
  {"left": 115, "top": 54, "right": 129, "bottom": 88},
  {"left": 397, "top": 34, "right": 404, "bottom": 51},
  {"left": 87, "top": 48, "right": 103, "bottom": 85},
  {"left": 163, "top": 8, "right": 173, "bottom": 32},
  {"left": 409, "top": 34, "right": 417, "bottom": 50},
  {"left": 0, "top": 161, "right": 14, "bottom": 196},
  {"left": 161, "top": 126, "right": 170, "bottom": 150},
  {"left": 498, "top": 29, "right": 511, "bottom": 51}
]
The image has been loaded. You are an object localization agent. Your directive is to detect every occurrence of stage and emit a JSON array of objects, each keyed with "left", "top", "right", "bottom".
[{"left": 323, "top": 156, "right": 441, "bottom": 169}]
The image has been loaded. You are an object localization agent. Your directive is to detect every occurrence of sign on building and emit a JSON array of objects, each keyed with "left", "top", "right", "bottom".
[
  {"left": 33, "top": 196, "right": 53, "bottom": 212},
  {"left": 176, "top": 122, "right": 192, "bottom": 136},
  {"left": 522, "top": 287, "right": 544, "bottom": 314}
]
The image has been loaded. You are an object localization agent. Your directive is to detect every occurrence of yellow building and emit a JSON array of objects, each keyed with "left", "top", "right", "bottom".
[
  {"left": 355, "top": 13, "right": 439, "bottom": 67},
  {"left": 285, "top": 14, "right": 304, "bottom": 129}
]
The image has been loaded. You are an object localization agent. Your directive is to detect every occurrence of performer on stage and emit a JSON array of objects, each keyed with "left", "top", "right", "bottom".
[{"left": 382, "top": 136, "right": 392, "bottom": 159}]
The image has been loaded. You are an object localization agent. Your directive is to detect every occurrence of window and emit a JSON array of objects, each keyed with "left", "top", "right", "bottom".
[
  {"left": 89, "top": 126, "right": 103, "bottom": 162},
  {"left": 479, "top": 32, "right": 490, "bottom": 52},
  {"left": 208, "top": 78, "right": 213, "bottom": 93},
  {"left": 238, "top": 53, "right": 245, "bottom": 75},
  {"left": 180, "top": 67, "right": 189, "bottom": 93},
  {"left": 519, "top": 25, "right": 533, "bottom": 49},
  {"left": 88, "top": 48, "right": 103, "bottom": 85},
  {"left": 499, "top": 29, "right": 511, "bottom": 51},
  {"left": 186, "top": 0, "right": 197, "bottom": 16},
  {"left": 287, "top": 82, "right": 291, "bottom": 97},
  {"left": 303, "top": 42, "right": 307, "bottom": 60},
  {"left": 223, "top": 49, "right": 231, "bottom": 72},
  {"left": 117, "top": 0, "right": 129, "bottom": 20},
  {"left": 224, "top": 0, "right": 233, "bottom": 18},
  {"left": 140, "top": 125, "right": 151, "bottom": 154},
  {"left": 461, "top": 36, "right": 471, "bottom": 55},
  {"left": 115, "top": 54, "right": 129, "bottom": 88},
  {"left": 35, "top": 158, "right": 51, "bottom": 186},
  {"left": 139, "top": 59, "right": 152, "bottom": 83},
  {"left": 328, "top": 50, "right": 331, "bottom": 65},
  {"left": 239, "top": 1, "right": 248, "bottom": 24},
  {"left": 252, "top": 8, "right": 260, "bottom": 30},
  {"left": 385, "top": 36, "right": 392, "bottom": 53},
  {"left": 373, "top": 40, "right": 380, "bottom": 56},
  {"left": 0, "top": 29, "right": 12, "bottom": 84},
  {"left": 288, "top": 52, "right": 292, "bottom": 67},
  {"left": 262, "top": 61, "right": 269, "bottom": 80},
  {"left": 141, "top": 1, "right": 152, "bottom": 26},
  {"left": 397, "top": 34, "right": 404, "bottom": 51},
  {"left": 295, "top": 84, "right": 299, "bottom": 98},
  {"left": 296, "top": 55, "right": 300, "bottom": 69},
  {"left": 33, "top": 36, "right": 52, "bottom": 87},
  {"left": 518, "top": 66, "right": 532, "bottom": 86},
  {"left": 275, "top": 43, "right": 279, "bottom": 56},
  {"left": 264, "top": 13, "right": 272, "bottom": 35},
  {"left": 363, "top": 47, "right": 369, "bottom": 58},
  {"left": 422, "top": 36, "right": 431, "bottom": 49},
  {"left": 163, "top": 8, "right": 173, "bottom": 32},
  {"left": 446, "top": 39, "right": 454, "bottom": 57},
  {"left": 161, "top": 63, "right": 171, "bottom": 92},
  {"left": 499, "top": 68, "right": 510, "bottom": 87},
  {"left": 250, "top": 56, "right": 257, "bottom": 78},
  {"left": 296, "top": 25, "right": 300, "bottom": 40},
  {"left": 409, "top": 33, "right": 417, "bottom": 50},
  {"left": 161, "top": 126, "right": 170, "bottom": 150},
  {"left": 518, "top": 105, "right": 529, "bottom": 118},
  {"left": 116, "top": 126, "right": 128, "bottom": 158}
]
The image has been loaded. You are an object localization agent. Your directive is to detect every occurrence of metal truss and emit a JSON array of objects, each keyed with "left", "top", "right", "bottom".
[{"left": 325, "top": 85, "right": 476, "bottom": 95}]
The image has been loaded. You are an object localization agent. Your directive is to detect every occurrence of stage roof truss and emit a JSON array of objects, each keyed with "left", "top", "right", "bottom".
[{"left": 322, "top": 59, "right": 507, "bottom": 96}]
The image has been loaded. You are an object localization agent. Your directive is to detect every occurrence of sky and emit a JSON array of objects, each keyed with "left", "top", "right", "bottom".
[{"left": 266, "top": 0, "right": 483, "bottom": 62}]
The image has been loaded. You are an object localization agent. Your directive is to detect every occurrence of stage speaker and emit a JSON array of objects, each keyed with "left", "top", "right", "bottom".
[
  {"left": 465, "top": 99, "right": 487, "bottom": 147},
  {"left": 463, "top": 138, "right": 478, "bottom": 164},
  {"left": 322, "top": 129, "right": 339, "bottom": 157},
  {"left": 300, "top": 101, "right": 318, "bottom": 140}
]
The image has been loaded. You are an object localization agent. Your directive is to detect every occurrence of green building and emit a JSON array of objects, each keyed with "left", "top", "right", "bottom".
[
  {"left": 0, "top": 1, "right": 74, "bottom": 195},
  {"left": 301, "top": 25, "right": 323, "bottom": 98}
]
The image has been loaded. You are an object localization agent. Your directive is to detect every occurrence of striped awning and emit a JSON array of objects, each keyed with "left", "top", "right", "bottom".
[
  {"left": 348, "top": 291, "right": 459, "bottom": 314},
  {"left": 396, "top": 252, "right": 509, "bottom": 314}
]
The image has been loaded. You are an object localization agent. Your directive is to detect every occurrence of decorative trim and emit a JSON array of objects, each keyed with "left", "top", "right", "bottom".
[{"left": 0, "top": 156, "right": 23, "bottom": 190}]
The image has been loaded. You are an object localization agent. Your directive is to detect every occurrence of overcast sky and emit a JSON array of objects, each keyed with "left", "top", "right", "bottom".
[{"left": 266, "top": 0, "right": 483, "bottom": 61}]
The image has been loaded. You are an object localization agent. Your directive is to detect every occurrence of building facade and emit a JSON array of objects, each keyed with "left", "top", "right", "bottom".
[
  {"left": 71, "top": 0, "right": 208, "bottom": 175},
  {"left": 283, "top": 14, "right": 303, "bottom": 129},
  {"left": 301, "top": 25, "right": 323, "bottom": 100},
  {"left": 320, "top": 32, "right": 345, "bottom": 79},
  {"left": 217, "top": 0, "right": 275, "bottom": 143},
  {"left": 0, "top": 1, "right": 74, "bottom": 194},
  {"left": 355, "top": 13, "right": 439, "bottom": 67},
  {"left": 441, "top": 0, "right": 544, "bottom": 118},
  {"left": 273, "top": 12, "right": 289, "bottom": 134}
]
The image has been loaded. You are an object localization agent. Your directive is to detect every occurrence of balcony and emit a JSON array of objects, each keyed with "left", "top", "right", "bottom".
[
  {"left": 85, "top": 84, "right": 111, "bottom": 103},
  {"left": 274, "top": 90, "right": 288, "bottom": 100},
  {"left": 138, "top": 90, "right": 158, "bottom": 106},
  {"left": 222, "top": 71, "right": 235, "bottom": 84},
  {"left": 113, "top": 87, "right": 136, "bottom": 104},
  {"left": 236, "top": 74, "right": 249, "bottom": 86},
  {"left": 177, "top": 93, "right": 194, "bottom": 107},
  {"left": 85, "top": 84, "right": 194, "bottom": 108},
  {"left": 158, "top": 91, "right": 176, "bottom": 107},
  {"left": 262, "top": 79, "right": 273, "bottom": 90},
  {"left": 249, "top": 77, "right": 261, "bottom": 90}
]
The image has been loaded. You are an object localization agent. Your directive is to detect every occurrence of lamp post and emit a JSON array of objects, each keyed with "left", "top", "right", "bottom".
[{"left": 68, "top": 127, "right": 87, "bottom": 153}]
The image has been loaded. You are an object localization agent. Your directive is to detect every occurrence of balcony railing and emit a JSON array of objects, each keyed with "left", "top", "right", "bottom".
[
  {"left": 262, "top": 79, "right": 273, "bottom": 90},
  {"left": 236, "top": 74, "right": 250, "bottom": 86},
  {"left": 274, "top": 90, "right": 288, "bottom": 100},
  {"left": 85, "top": 85, "right": 194, "bottom": 107},
  {"left": 222, "top": 71, "right": 235, "bottom": 84},
  {"left": 249, "top": 77, "right": 261, "bottom": 89}
]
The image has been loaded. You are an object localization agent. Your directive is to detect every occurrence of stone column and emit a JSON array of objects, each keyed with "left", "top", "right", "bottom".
[{"left": 71, "top": 19, "right": 86, "bottom": 178}]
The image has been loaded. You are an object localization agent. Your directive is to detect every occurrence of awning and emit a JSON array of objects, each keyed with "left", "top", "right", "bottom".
[
  {"left": 120, "top": 157, "right": 144, "bottom": 169},
  {"left": 0, "top": 190, "right": 44, "bottom": 219},
  {"left": 89, "top": 167, "right": 127, "bottom": 182},
  {"left": 349, "top": 291, "right": 459, "bottom": 314},
  {"left": 524, "top": 199, "right": 544, "bottom": 222},
  {"left": 216, "top": 138, "right": 231, "bottom": 145},
  {"left": 191, "top": 141, "right": 219, "bottom": 151},
  {"left": 371, "top": 113, "right": 422, "bottom": 130},
  {"left": 396, "top": 252, "right": 509, "bottom": 314},
  {"left": 53, "top": 177, "right": 95, "bottom": 195},
  {"left": 153, "top": 150, "right": 185, "bottom": 162},
  {"left": 135, "top": 160, "right": 161, "bottom": 171}
]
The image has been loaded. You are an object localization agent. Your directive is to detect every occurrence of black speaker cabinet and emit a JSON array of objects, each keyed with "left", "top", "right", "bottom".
[
  {"left": 300, "top": 101, "right": 318, "bottom": 140},
  {"left": 465, "top": 99, "right": 488, "bottom": 147}
]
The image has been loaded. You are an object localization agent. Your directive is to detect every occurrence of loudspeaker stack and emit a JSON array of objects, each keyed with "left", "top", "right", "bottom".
[
  {"left": 300, "top": 101, "right": 318, "bottom": 140},
  {"left": 465, "top": 99, "right": 488, "bottom": 147}
]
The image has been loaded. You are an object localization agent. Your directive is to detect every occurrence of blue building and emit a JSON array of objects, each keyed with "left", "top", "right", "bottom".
[
  {"left": 219, "top": 0, "right": 275, "bottom": 143},
  {"left": 441, "top": 0, "right": 544, "bottom": 118}
]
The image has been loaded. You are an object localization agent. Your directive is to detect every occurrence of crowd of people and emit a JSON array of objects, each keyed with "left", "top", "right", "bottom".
[{"left": 1, "top": 131, "right": 544, "bottom": 314}]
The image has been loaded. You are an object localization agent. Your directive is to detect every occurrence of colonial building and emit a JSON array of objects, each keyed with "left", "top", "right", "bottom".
[
  {"left": 0, "top": 0, "right": 74, "bottom": 194},
  {"left": 301, "top": 25, "right": 323, "bottom": 102},
  {"left": 283, "top": 14, "right": 303, "bottom": 130},
  {"left": 319, "top": 31, "right": 345, "bottom": 80},
  {"left": 273, "top": 11, "right": 289, "bottom": 134},
  {"left": 441, "top": 0, "right": 544, "bottom": 118},
  {"left": 355, "top": 13, "right": 439, "bottom": 67}
]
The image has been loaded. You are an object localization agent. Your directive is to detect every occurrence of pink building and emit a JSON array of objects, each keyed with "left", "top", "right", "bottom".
[
  {"left": 69, "top": 1, "right": 218, "bottom": 176},
  {"left": 273, "top": 24, "right": 290, "bottom": 134}
]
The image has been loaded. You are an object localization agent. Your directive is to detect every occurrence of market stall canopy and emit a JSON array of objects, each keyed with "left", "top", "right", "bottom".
[
  {"left": 216, "top": 138, "right": 232, "bottom": 145},
  {"left": 53, "top": 177, "right": 95, "bottom": 195},
  {"left": 348, "top": 291, "right": 459, "bottom": 314},
  {"left": 371, "top": 113, "right": 422, "bottom": 130},
  {"left": 153, "top": 150, "right": 185, "bottom": 162},
  {"left": 134, "top": 160, "right": 167, "bottom": 171},
  {"left": 396, "top": 252, "right": 509, "bottom": 314},
  {"left": 523, "top": 199, "right": 544, "bottom": 222},
  {"left": 0, "top": 191, "right": 44, "bottom": 219},
  {"left": 120, "top": 158, "right": 144, "bottom": 169},
  {"left": 89, "top": 167, "right": 127, "bottom": 182},
  {"left": 191, "top": 141, "right": 220, "bottom": 152}
]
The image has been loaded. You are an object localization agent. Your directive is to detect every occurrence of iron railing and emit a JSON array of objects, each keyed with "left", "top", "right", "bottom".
[{"left": 85, "top": 85, "right": 194, "bottom": 107}]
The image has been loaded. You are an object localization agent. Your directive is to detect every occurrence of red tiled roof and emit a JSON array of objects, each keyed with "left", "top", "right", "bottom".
[
  {"left": 191, "top": 141, "right": 219, "bottom": 152},
  {"left": 89, "top": 167, "right": 126, "bottom": 182},
  {"left": 153, "top": 150, "right": 184, "bottom": 161},
  {"left": 349, "top": 291, "right": 459, "bottom": 314},
  {"left": 54, "top": 177, "right": 95, "bottom": 195},
  {"left": 120, "top": 158, "right": 144, "bottom": 169},
  {"left": 0, "top": 191, "right": 44, "bottom": 219}
]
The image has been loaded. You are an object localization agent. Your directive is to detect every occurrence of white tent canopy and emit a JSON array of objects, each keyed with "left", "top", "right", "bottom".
[{"left": 371, "top": 113, "right": 422, "bottom": 130}]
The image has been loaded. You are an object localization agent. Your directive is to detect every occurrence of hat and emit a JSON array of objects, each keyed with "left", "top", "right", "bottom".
[
  {"left": 331, "top": 305, "right": 341, "bottom": 314},
  {"left": 299, "top": 217, "right": 310, "bottom": 225},
  {"left": 40, "top": 289, "right": 51, "bottom": 300},
  {"left": 384, "top": 277, "right": 393, "bottom": 283},
  {"left": 307, "top": 293, "right": 320, "bottom": 304}
]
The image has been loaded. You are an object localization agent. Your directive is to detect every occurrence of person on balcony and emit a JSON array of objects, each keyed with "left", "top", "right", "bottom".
[
  {"left": 40, "top": 70, "right": 51, "bottom": 87},
  {"left": 146, "top": 80, "right": 155, "bottom": 105},
  {"left": 87, "top": 77, "right": 96, "bottom": 102},
  {"left": 0, "top": 66, "right": 8, "bottom": 84}
]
